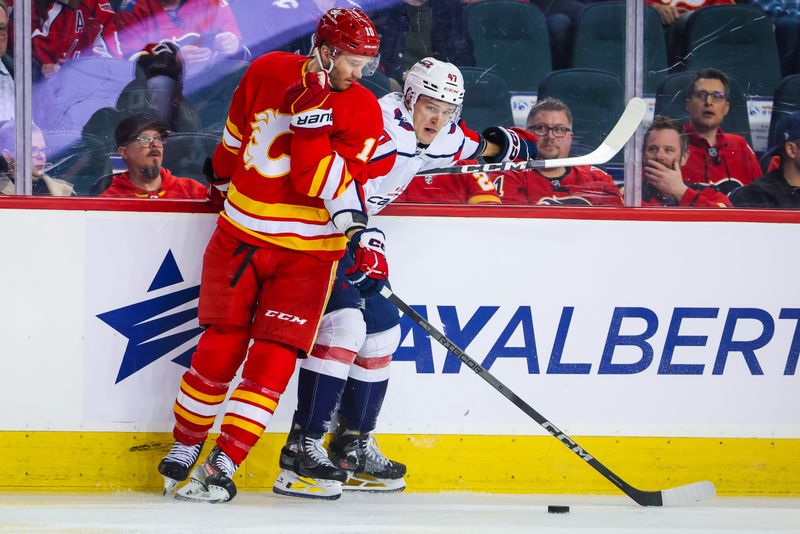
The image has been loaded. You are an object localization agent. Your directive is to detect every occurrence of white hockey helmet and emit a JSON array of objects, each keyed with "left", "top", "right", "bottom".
[{"left": 403, "top": 57, "right": 465, "bottom": 119}]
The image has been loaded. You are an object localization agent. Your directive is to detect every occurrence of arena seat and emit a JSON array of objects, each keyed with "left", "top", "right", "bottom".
[
  {"left": 671, "top": 5, "right": 781, "bottom": 98},
  {"left": 458, "top": 67, "right": 514, "bottom": 133},
  {"left": 570, "top": 1, "right": 669, "bottom": 94},
  {"left": 163, "top": 132, "right": 219, "bottom": 185},
  {"left": 465, "top": 0, "right": 551, "bottom": 93}
]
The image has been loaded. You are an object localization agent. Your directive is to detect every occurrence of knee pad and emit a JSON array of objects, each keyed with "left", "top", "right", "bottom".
[
  {"left": 350, "top": 325, "right": 401, "bottom": 382},
  {"left": 314, "top": 308, "right": 367, "bottom": 353},
  {"left": 191, "top": 323, "right": 251, "bottom": 384},
  {"left": 241, "top": 339, "right": 298, "bottom": 394}
]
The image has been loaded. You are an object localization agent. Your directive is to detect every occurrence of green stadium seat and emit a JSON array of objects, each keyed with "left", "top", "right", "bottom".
[
  {"left": 458, "top": 67, "right": 514, "bottom": 133},
  {"left": 360, "top": 69, "right": 392, "bottom": 99},
  {"left": 671, "top": 5, "right": 781, "bottom": 98},
  {"left": 653, "top": 71, "right": 753, "bottom": 147},
  {"left": 163, "top": 132, "right": 220, "bottom": 185},
  {"left": 570, "top": 1, "right": 669, "bottom": 94},
  {"left": 465, "top": 0, "right": 551, "bottom": 93}
]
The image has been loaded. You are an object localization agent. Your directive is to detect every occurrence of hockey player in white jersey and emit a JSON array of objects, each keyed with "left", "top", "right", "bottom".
[{"left": 272, "top": 57, "right": 538, "bottom": 500}]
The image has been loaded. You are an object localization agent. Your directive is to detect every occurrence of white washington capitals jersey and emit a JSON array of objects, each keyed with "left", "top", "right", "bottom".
[{"left": 364, "top": 93, "right": 481, "bottom": 215}]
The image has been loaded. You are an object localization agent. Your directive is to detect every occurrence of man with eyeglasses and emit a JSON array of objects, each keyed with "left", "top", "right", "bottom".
[
  {"left": 730, "top": 112, "right": 800, "bottom": 208},
  {"left": 682, "top": 68, "right": 761, "bottom": 194},
  {"left": 100, "top": 113, "right": 207, "bottom": 198},
  {"left": 497, "top": 97, "right": 622, "bottom": 206},
  {"left": 0, "top": 121, "right": 74, "bottom": 196}
]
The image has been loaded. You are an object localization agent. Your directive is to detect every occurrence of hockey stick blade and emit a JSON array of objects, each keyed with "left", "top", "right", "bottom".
[
  {"left": 380, "top": 286, "right": 716, "bottom": 507},
  {"left": 418, "top": 97, "right": 647, "bottom": 176}
]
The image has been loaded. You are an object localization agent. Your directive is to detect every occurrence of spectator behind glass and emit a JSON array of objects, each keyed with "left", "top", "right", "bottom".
[
  {"left": 100, "top": 112, "right": 207, "bottom": 198},
  {"left": 642, "top": 115, "right": 730, "bottom": 207},
  {"left": 730, "top": 112, "right": 800, "bottom": 208},
  {"left": 0, "top": 0, "right": 13, "bottom": 123},
  {"left": 681, "top": 68, "right": 762, "bottom": 194},
  {"left": 646, "top": 0, "right": 735, "bottom": 26},
  {"left": 498, "top": 97, "right": 623, "bottom": 206},
  {"left": 124, "top": 40, "right": 200, "bottom": 132},
  {"left": 0, "top": 121, "right": 75, "bottom": 196},
  {"left": 396, "top": 165, "right": 501, "bottom": 204},
  {"left": 750, "top": 1, "right": 800, "bottom": 77},
  {"left": 115, "top": 0, "right": 243, "bottom": 72},
  {"left": 31, "top": 0, "right": 123, "bottom": 79}
]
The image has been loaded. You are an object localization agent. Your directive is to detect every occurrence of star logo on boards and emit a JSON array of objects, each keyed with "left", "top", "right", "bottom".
[{"left": 97, "top": 250, "right": 203, "bottom": 384}]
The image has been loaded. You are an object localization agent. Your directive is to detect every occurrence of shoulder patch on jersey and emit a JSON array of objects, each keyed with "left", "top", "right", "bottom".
[{"left": 394, "top": 108, "right": 414, "bottom": 132}]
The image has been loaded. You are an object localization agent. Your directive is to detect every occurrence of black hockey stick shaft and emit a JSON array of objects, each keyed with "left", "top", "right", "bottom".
[{"left": 380, "top": 286, "right": 664, "bottom": 506}]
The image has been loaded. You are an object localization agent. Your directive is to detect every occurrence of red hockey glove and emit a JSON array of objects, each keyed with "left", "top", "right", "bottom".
[
  {"left": 482, "top": 126, "right": 538, "bottom": 162},
  {"left": 344, "top": 228, "right": 389, "bottom": 296},
  {"left": 284, "top": 70, "right": 333, "bottom": 136}
]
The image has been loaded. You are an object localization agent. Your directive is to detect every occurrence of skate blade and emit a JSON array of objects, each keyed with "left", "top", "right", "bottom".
[
  {"left": 343, "top": 472, "right": 406, "bottom": 493},
  {"left": 272, "top": 469, "right": 342, "bottom": 500},
  {"left": 174, "top": 479, "right": 232, "bottom": 504},
  {"left": 162, "top": 477, "right": 180, "bottom": 496}
]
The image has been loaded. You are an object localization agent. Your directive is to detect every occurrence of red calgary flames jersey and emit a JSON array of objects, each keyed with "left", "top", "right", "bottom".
[
  {"left": 31, "top": 0, "right": 122, "bottom": 64},
  {"left": 397, "top": 170, "right": 500, "bottom": 204},
  {"left": 497, "top": 166, "right": 623, "bottom": 206},
  {"left": 212, "top": 52, "right": 382, "bottom": 260}
]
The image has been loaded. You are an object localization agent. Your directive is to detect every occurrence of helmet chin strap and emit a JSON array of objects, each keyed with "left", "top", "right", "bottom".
[{"left": 311, "top": 36, "right": 336, "bottom": 85}]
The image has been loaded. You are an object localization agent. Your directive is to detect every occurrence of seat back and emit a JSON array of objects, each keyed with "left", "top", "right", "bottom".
[
  {"left": 360, "top": 69, "right": 392, "bottom": 99},
  {"left": 537, "top": 68, "right": 625, "bottom": 163},
  {"left": 768, "top": 75, "right": 800, "bottom": 150},
  {"left": 458, "top": 67, "right": 514, "bottom": 133},
  {"left": 653, "top": 71, "right": 752, "bottom": 146},
  {"left": 43, "top": 130, "right": 111, "bottom": 196},
  {"left": 465, "top": 1, "right": 551, "bottom": 92},
  {"left": 673, "top": 5, "right": 781, "bottom": 97},
  {"left": 163, "top": 132, "right": 220, "bottom": 185},
  {"left": 571, "top": 1, "right": 668, "bottom": 94}
]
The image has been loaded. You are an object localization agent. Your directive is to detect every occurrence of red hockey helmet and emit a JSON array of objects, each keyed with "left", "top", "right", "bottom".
[{"left": 314, "top": 8, "right": 381, "bottom": 58}]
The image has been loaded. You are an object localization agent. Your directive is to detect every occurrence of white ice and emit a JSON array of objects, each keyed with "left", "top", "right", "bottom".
[{"left": 1, "top": 492, "right": 799, "bottom": 534}]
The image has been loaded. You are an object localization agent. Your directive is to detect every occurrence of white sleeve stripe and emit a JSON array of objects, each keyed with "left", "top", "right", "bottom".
[
  {"left": 223, "top": 128, "right": 241, "bottom": 149},
  {"left": 319, "top": 152, "right": 346, "bottom": 200},
  {"left": 33, "top": 4, "right": 63, "bottom": 39}
]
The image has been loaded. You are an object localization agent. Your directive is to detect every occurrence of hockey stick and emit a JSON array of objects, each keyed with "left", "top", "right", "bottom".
[
  {"left": 418, "top": 97, "right": 647, "bottom": 176},
  {"left": 380, "top": 286, "right": 716, "bottom": 507}
]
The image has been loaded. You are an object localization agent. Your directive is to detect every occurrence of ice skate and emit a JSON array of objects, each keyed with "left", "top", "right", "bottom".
[
  {"left": 329, "top": 431, "right": 406, "bottom": 492},
  {"left": 272, "top": 430, "right": 347, "bottom": 500},
  {"left": 157, "top": 441, "right": 204, "bottom": 495},
  {"left": 175, "top": 445, "right": 238, "bottom": 503}
]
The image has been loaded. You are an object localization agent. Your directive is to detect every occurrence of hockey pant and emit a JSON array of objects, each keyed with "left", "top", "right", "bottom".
[{"left": 293, "top": 308, "right": 402, "bottom": 435}]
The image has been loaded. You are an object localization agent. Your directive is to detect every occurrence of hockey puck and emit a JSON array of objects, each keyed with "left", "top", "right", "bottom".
[{"left": 547, "top": 505, "right": 570, "bottom": 514}]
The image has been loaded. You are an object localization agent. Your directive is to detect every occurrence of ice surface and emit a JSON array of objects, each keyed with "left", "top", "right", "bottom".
[{"left": 1, "top": 492, "right": 798, "bottom": 533}]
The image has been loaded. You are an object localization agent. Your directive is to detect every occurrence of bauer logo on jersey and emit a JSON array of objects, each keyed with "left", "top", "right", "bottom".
[
  {"left": 96, "top": 250, "right": 202, "bottom": 384},
  {"left": 292, "top": 109, "right": 333, "bottom": 128}
]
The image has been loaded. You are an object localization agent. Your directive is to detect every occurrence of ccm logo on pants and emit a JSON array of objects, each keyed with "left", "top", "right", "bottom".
[{"left": 264, "top": 310, "right": 308, "bottom": 325}]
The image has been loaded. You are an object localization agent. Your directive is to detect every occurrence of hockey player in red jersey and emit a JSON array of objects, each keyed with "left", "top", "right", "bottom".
[
  {"left": 31, "top": 0, "right": 123, "bottom": 77},
  {"left": 272, "top": 57, "right": 537, "bottom": 500},
  {"left": 498, "top": 98, "right": 623, "bottom": 206},
  {"left": 642, "top": 115, "right": 731, "bottom": 207},
  {"left": 157, "top": 7, "right": 388, "bottom": 503}
]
